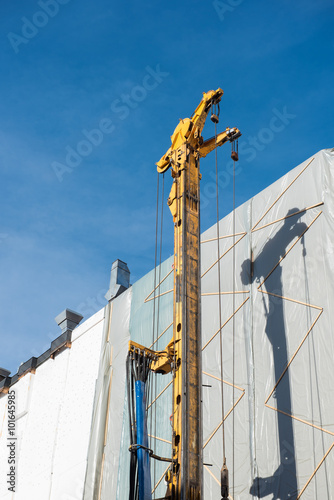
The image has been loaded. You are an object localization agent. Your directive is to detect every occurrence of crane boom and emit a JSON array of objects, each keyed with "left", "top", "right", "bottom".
[
  {"left": 158, "top": 89, "right": 240, "bottom": 499},
  {"left": 128, "top": 88, "right": 241, "bottom": 500}
]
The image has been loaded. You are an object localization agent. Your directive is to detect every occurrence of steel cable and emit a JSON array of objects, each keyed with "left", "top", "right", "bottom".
[
  {"left": 214, "top": 119, "right": 226, "bottom": 463},
  {"left": 232, "top": 144, "right": 236, "bottom": 498}
]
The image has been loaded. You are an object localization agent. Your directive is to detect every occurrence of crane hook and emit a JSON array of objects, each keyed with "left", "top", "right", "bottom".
[
  {"left": 211, "top": 102, "right": 220, "bottom": 124},
  {"left": 231, "top": 139, "right": 239, "bottom": 161}
]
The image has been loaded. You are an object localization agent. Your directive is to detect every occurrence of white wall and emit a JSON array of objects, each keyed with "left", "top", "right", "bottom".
[{"left": 0, "top": 308, "right": 105, "bottom": 500}]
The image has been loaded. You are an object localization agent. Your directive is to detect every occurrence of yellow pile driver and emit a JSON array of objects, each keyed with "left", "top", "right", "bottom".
[{"left": 127, "top": 88, "right": 241, "bottom": 500}]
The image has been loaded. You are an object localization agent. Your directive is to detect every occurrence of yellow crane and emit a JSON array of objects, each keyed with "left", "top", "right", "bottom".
[{"left": 128, "top": 88, "right": 241, "bottom": 500}]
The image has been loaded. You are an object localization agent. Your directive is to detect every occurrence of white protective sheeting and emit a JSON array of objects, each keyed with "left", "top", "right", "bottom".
[
  {"left": 97, "top": 148, "right": 334, "bottom": 499},
  {"left": 116, "top": 258, "right": 174, "bottom": 499},
  {"left": 89, "top": 259, "right": 174, "bottom": 500},
  {"left": 83, "top": 288, "right": 132, "bottom": 500},
  {"left": 0, "top": 308, "right": 105, "bottom": 500},
  {"left": 1, "top": 148, "right": 333, "bottom": 500},
  {"left": 201, "top": 148, "right": 334, "bottom": 498}
]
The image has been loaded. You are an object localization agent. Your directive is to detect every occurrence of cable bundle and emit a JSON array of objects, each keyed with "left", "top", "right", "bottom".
[{"left": 127, "top": 349, "right": 153, "bottom": 500}]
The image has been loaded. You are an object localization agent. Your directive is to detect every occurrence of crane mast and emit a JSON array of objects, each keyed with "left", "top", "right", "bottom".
[
  {"left": 128, "top": 88, "right": 241, "bottom": 500},
  {"left": 166, "top": 136, "right": 203, "bottom": 500}
]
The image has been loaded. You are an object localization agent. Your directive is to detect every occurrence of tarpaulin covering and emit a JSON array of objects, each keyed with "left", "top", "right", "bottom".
[
  {"left": 0, "top": 309, "right": 105, "bottom": 500},
  {"left": 116, "top": 258, "right": 173, "bottom": 499},
  {"left": 83, "top": 289, "right": 132, "bottom": 500},
  {"left": 88, "top": 148, "right": 334, "bottom": 499}
]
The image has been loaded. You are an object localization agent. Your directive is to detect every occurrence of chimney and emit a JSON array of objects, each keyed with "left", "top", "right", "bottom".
[
  {"left": 0, "top": 367, "right": 11, "bottom": 382},
  {"left": 105, "top": 259, "right": 130, "bottom": 301},
  {"left": 55, "top": 309, "right": 83, "bottom": 334},
  {"left": 52, "top": 309, "right": 83, "bottom": 357}
]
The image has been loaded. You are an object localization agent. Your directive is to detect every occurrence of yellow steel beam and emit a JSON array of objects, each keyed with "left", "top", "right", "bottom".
[{"left": 152, "top": 89, "right": 240, "bottom": 499}]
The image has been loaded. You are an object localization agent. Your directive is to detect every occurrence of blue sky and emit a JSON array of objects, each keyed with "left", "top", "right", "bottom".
[{"left": 0, "top": 0, "right": 333, "bottom": 374}]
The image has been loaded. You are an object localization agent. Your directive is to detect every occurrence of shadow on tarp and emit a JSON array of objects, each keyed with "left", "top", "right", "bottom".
[{"left": 241, "top": 208, "right": 307, "bottom": 499}]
